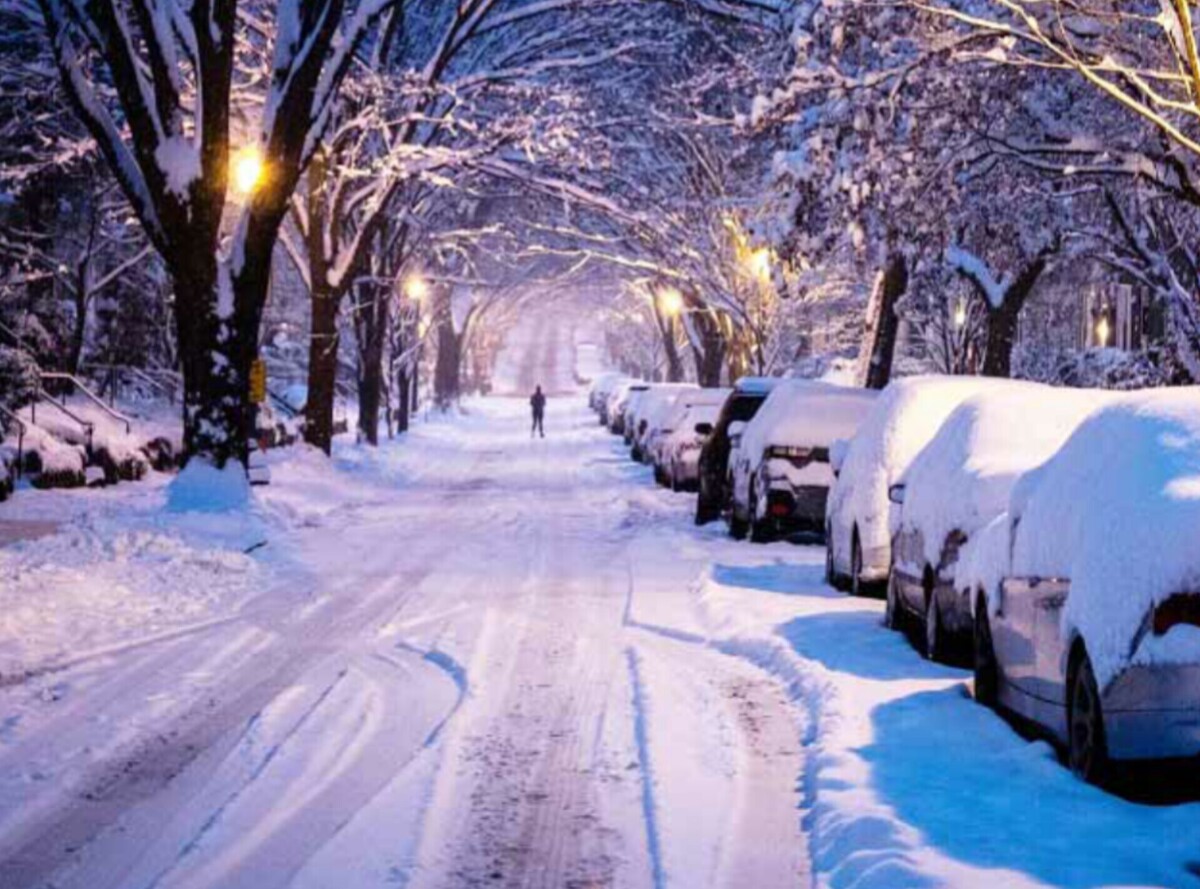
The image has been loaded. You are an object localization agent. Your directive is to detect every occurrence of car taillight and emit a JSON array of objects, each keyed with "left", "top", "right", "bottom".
[
  {"left": 770, "top": 502, "right": 791, "bottom": 517},
  {"left": 1152, "top": 594, "right": 1200, "bottom": 635}
]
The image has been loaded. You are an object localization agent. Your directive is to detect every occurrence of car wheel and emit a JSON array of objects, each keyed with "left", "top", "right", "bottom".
[
  {"left": 749, "top": 489, "right": 770, "bottom": 544},
  {"left": 924, "top": 591, "right": 944, "bottom": 662},
  {"left": 729, "top": 508, "right": 749, "bottom": 541},
  {"left": 849, "top": 530, "right": 865, "bottom": 597},
  {"left": 1068, "top": 648, "right": 1110, "bottom": 785},
  {"left": 884, "top": 570, "right": 903, "bottom": 630},
  {"left": 973, "top": 592, "right": 999, "bottom": 707}
]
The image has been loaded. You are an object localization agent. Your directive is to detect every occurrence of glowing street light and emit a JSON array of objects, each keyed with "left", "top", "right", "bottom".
[
  {"left": 953, "top": 299, "right": 967, "bottom": 329},
  {"left": 231, "top": 145, "right": 265, "bottom": 195},
  {"left": 748, "top": 247, "right": 772, "bottom": 284},
  {"left": 658, "top": 286, "right": 684, "bottom": 318},
  {"left": 405, "top": 274, "right": 429, "bottom": 303},
  {"left": 1096, "top": 311, "right": 1111, "bottom": 347}
]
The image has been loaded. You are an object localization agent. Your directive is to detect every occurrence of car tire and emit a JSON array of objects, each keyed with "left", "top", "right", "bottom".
[
  {"left": 749, "top": 488, "right": 770, "bottom": 544},
  {"left": 729, "top": 509, "right": 749, "bottom": 541},
  {"left": 849, "top": 530, "right": 865, "bottom": 597},
  {"left": 924, "top": 591, "right": 945, "bottom": 662},
  {"left": 973, "top": 592, "right": 999, "bottom": 707},
  {"left": 1068, "top": 648, "right": 1110, "bottom": 785},
  {"left": 884, "top": 570, "right": 903, "bottom": 630}
]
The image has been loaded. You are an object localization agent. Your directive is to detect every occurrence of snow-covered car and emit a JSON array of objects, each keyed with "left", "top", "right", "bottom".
[
  {"left": 959, "top": 389, "right": 1200, "bottom": 783},
  {"left": 887, "top": 383, "right": 1110, "bottom": 661},
  {"left": 589, "top": 373, "right": 628, "bottom": 423},
  {"left": 728, "top": 381, "right": 877, "bottom": 543},
  {"left": 825, "top": 376, "right": 1003, "bottom": 596},
  {"left": 628, "top": 384, "right": 696, "bottom": 462},
  {"left": 694, "top": 377, "right": 782, "bottom": 525},
  {"left": 648, "top": 388, "right": 731, "bottom": 488},
  {"left": 607, "top": 381, "right": 648, "bottom": 435}
]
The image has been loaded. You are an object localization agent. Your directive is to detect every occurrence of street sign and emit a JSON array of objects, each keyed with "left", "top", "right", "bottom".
[{"left": 249, "top": 358, "right": 267, "bottom": 404}]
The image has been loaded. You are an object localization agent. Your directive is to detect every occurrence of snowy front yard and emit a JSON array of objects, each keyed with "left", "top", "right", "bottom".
[{"left": 1, "top": 370, "right": 1197, "bottom": 887}]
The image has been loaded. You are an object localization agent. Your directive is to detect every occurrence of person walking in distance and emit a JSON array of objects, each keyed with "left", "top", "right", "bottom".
[{"left": 530, "top": 385, "right": 546, "bottom": 438}]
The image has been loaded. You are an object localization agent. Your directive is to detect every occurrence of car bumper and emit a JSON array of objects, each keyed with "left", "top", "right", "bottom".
[
  {"left": 762, "top": 485, "right": 829, "bottom": 535},
  {"left": 1104, "top": 664, "right": 1200, "bottom": 760}
]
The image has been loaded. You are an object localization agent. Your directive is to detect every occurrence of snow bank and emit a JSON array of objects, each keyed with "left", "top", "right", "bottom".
[
  {"left": 829, "top": 376, "right": 1009, "bottom": 556},
  {"left": 898, "top": 383, "right": 1112, "bottom": 571},
  {"left": 739, "top": 380, "right": 876, "bottom": 464},
  {"left": 1005, "top": 388, "right": 1200, "bottom": 685},
  {"left": 167, "top": 460, "right": 250, "bottom": 513}
]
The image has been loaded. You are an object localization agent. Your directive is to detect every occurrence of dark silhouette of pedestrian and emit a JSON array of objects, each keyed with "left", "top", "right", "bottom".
[{"left": 531, "top": 385, "right": 546, "bottom": 438}]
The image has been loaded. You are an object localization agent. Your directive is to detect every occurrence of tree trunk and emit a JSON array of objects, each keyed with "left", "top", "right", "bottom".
[
  {"left": 304, "top": 283, "right": 340, "bottom": 454},
  {"left": 396, "top": 362, "right": 410, "bottom": 433},
  {"left": 434, "top": 318, "right": 462, "bottom": 408},
  {"left": 689, "top": 310, "right": 727, "bottom": 387},
  {"left": 173, "top": 255, "right": 256, "bottom": 467},
  {"left": 862, "top": 252, "right": 907, "bottom": 390},
  {"left": 982, "top": 255, "right": 1048, "bottom": 378},
  {"left": 356, "top": 281, "right": 389, "bottom": 445}
]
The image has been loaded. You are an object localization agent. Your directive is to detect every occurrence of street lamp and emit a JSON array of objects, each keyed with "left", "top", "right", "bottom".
[
  {"left": 231, "top": 145, "right": 265, "bottom": 196},
  {"left": 658, "top": 286, "right": 684, "bottom": 318},
  {"left": 1096, "top": 310, "right": 1111, "bottom": 347},
  {"left": 748, "top": 247, "right": 772, "bottom": 284},
  {"left": 953, "top": 299, "right": 967, "bottom": 329},
  {"left": 405, "top": 274, "right": 429, "bottom": 303}
]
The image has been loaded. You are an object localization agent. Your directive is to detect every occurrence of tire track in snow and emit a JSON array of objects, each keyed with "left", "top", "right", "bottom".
[{"left": 624, "top": 647, "right": 666, "bottom": 889}]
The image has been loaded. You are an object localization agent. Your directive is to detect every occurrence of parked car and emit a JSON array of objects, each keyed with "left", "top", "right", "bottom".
[
  {"left": 958, "top": 389, "right": 1200, "bottom": 783},
  {"left": 694, "top": 377, "right": 782, "bottom": 525},
  {"left": 607, "top": 381, "right": 648, "bottom": 435},
  {"left": 728, "top": 381, "right": 877, "bottom": 542},
  {"left": 590, "top": 373, "right": 628, "bottom": 423},
  {"left": 825, "top": 376, "right": 1000, "bottom": 596},
  {"left": 886, "top": 383, "right": 1110, "bottom": 661},
  {"left": 628, "top": 384, "right": 696, "bottom": 462},
  {"left": 649, "top": 389, "right": 731, "bottom": 488}
]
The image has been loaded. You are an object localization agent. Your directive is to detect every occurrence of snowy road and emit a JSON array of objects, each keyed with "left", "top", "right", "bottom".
[
  {"left": 0, "top": 319, "right": 809, "bottom": 889},
  {"left": 6, "top": 316, "right": 1197, "bottom": 889}
]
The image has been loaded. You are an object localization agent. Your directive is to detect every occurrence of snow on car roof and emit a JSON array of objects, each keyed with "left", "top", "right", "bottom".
[
  {"left": 899, "top": 382, "right": 1113, "bottom": 572},
  {"left": 829, "top": 375, "right": 1019, "bottom": 554},
  {"left": 1003, "top": 387, "right": 1200, "bottom": 686},
  {"left": 740, "top": 380, "right": 877, "bottom": 462}
]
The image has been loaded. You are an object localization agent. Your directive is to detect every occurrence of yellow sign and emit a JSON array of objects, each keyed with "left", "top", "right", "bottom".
[{"left": 249, "top": 358, "right": 267, "bottom": 404}]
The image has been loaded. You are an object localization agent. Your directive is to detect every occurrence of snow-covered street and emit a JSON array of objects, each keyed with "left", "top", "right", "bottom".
[
  {"left": 4, "top": 321, "right": 1198, "bottom": 888},
  {"left": 0, "top": 323, "right": 814, "bottom": 888}
]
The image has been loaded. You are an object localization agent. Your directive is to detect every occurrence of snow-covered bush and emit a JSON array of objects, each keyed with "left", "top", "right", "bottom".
[
  {"left": 1015, "top": 346, "right": 1176, "bottom": 391},
  {"left": 0, "top": 346, "right": 39, "bottom": 408}
]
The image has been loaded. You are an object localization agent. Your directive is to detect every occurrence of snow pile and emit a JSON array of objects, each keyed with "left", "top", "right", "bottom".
[
  {"left": 988, "top": 387, "right": 1200, "bottom": 685},
  {"left": 898, "top": 382, "right": 1112, "bottom": 570},
  {"left": 167, "top": 459, "right": 250, "bottom": 512},
  {"left": 829, "top": 375, "right": 1009, "bottom": 556},
  {"left": 0, "top": 522, "right": 258, "bottom": 678},
  {"left": 739, "top": 380, "right": 877, "bottom": 464}
]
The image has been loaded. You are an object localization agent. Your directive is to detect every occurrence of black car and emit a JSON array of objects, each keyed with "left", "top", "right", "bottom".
[{"left": 693, "top": 377, "right": 781, "bottom": 525}]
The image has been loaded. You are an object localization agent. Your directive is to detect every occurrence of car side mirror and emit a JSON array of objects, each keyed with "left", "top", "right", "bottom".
[
  {"left": 830, "top": 439, "right": 849, "bottom": 477},
  {"left": 694, "top": 422, "right": 714, "bottom": 436},
  {"left": 888, "top": 484, "right": 907, "bottom": 505},
  {"left": 727, "top": 420, "right": 747, "bottom": 441}
]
